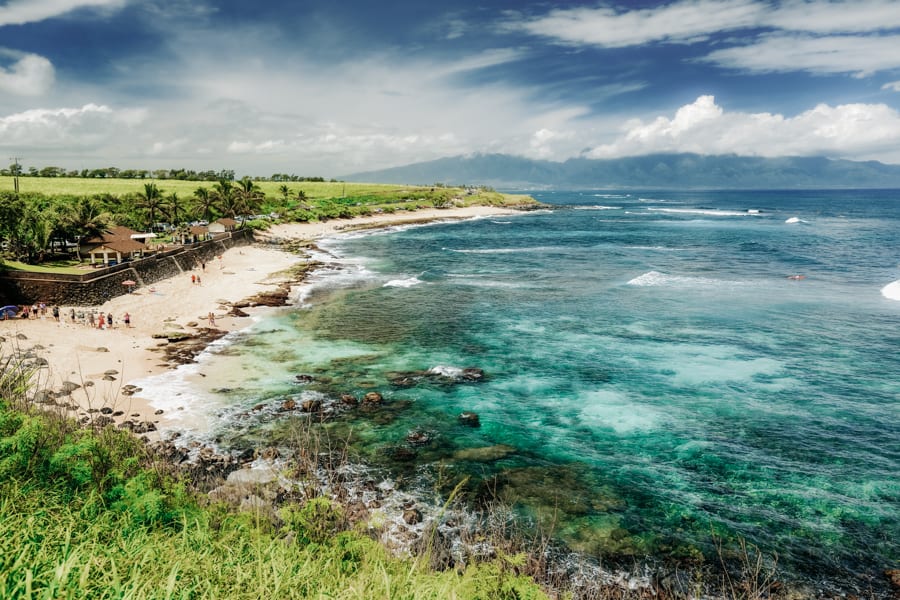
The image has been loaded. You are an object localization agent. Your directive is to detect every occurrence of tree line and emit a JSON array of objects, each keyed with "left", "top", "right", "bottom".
[
  {"left": 0, "top": 178, "right": 271, "bottom": 264},
  {"left": 2, "top": 163, "right": 334, "bottom": 183}
]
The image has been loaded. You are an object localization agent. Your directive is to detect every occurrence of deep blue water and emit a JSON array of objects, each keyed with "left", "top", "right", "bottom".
[{"left": 144, "top": 189, "right": 900, "bottom": 593}]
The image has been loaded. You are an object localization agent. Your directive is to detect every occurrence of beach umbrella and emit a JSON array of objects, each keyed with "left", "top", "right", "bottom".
[
  {"left": 0, "top": 305, "right": 19, "bottom": 317},
  {"left": 121, "top": 280, "right": 136, "bottom": 286}
]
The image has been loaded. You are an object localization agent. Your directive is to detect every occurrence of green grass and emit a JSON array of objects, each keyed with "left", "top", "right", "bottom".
[
  {"left": 1, "top": 260, "right": 86, "bottom": 275},
  {"left": 1, "top": 176, "right": 458, "bottom": 201}
]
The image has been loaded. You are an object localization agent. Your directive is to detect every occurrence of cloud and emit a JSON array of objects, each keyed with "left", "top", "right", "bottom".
[
  {"left": 0, "top": 103, "right": 147, "bottom": 150},
  {"left": 506, "top": 1, "right": 900, "bottom": 77},
  {"left": 883, "top": 81, "right": 900, "bottom": 92},
  {"left": 509, "top": 0, "right": 763, "bottom": 48},
  {"left": 588, "top": 95, "right": 900, "bottom": 161},
  {"left": 702, "top": 33, "right": 900, "bottom": 77},
  {"left": 0, "top": 50, "right": 55, "bottom": 95},
  {"left": 0, "top": 0, "right": 127, "bottom": 26}
]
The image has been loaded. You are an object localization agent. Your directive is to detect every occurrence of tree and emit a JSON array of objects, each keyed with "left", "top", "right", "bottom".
[
  {"left": 279, "top": 184, "right": 290, "bottom": 201},
  {"left": 192, "top": 187, "right": 217, "bottom": 222},
  {"left": 164, "top": 192, "right": 185, "bottom": 226},
  {"left": 235, "top": 177, "right": 264, "bottom": 222},
  {"left": 61, "top": 197, "right": 111, "bottom": 260},
  {"left": 211, "top": 179, "right": 237, "bottom": 219},
  {"left": 135, "top": 183, "right": 165, "bottom": 230}
]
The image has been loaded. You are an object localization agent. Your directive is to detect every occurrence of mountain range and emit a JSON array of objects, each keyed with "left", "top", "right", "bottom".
[{"left": 342, "top": 153, "right": 900, "bottom": 189}]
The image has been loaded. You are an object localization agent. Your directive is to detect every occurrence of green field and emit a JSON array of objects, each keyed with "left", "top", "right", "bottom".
[{"left": 1, "top": 176, "right": 474, "bottom": 201}]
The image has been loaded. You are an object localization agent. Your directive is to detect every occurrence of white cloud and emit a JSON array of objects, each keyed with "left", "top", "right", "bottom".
[
  {"left": 0, "top": 103, "right": 146, "bottom": 150},
  {"left": 0, "top": 0, "right": 127, "bottom": 26},
  {"left": 0, "top": 50, "right": 55, "bottom": 95},
  {"left": 507, "top": 0, "right": 900, "bottom": 77},
  {"left": 702, "top": 33, "right": 900, "bottom": 77},
  {"left": 588, "top": 95, "right": 900, "bottom": 161},
  {"left": 511, "top": 0, "right": 763, "bottom": 48},
  {"left": 766, "top": 0, "right": 900, "bottom": 34},
  {"left": 883, "top": 81, "right": 900, "bottom": 92}
]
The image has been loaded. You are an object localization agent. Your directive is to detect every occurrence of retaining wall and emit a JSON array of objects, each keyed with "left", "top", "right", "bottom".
[{"left": 0, "top": 229, "right": 254, "bottom": 306}]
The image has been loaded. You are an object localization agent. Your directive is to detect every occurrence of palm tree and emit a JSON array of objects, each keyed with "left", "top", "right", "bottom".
[
  {"left": 165, "top": 192, "right": 185, "bottom": 226},
  {"left": 61, "top": 197, "right": 111, "bottom": 260},
  {"left": 193, "top": 186, "right": 217, "bottom": 222},
  {"left": 212, "top": 179, "right": 237, "bottom": 217},
  {"left": 135, "top": 183, "right": 165, "bottom": 230},
  {"left": 279, "top": 184, "right": 290, "bottom": 201},
  {"left": 235, "top": 176, "right": 264, "bottom": 218}
]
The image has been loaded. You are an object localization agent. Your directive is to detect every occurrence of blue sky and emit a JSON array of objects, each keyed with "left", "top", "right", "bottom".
[{"left": 1, "top": 0, "right": 899, "bottom": 176}]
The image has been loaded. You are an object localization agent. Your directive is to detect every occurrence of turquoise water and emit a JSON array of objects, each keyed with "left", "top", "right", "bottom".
[{"left": 144, "top": 190, "right": 900, "bottom": 593}]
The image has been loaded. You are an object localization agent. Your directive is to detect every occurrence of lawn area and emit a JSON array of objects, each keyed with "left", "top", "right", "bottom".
[{"left": 1, "top": 259, "right": 87, "bottom": 274}]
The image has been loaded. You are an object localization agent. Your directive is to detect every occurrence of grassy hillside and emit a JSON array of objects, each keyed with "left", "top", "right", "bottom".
[{"left": 0, "top": 355, "right": 547, "bottom": 599}]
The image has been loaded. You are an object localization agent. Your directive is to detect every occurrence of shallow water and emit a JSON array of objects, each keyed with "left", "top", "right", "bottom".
[{"left": 136, "top": 189, "right": 900, "bottom": 594}]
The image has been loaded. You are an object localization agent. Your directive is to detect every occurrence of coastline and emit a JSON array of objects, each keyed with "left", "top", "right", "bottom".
[{"left": 0, "top": 204, "right": 523, "bottom": 438}]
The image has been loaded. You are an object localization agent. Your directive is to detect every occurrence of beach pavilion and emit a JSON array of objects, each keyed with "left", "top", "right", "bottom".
[{"left": 80, "top": 225, "right": 152, "bottom": 266}]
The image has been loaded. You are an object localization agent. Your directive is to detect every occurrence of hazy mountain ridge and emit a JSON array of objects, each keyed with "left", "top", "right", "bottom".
[{"left": 342, "top": 153, "right": 900, "bottom": 189}]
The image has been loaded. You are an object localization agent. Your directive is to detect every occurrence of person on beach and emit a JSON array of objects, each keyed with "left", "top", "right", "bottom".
[
  {"left": 70, "top": 308, "right": 76, "bottom": 323},
  {"left": 88, "top": 311, "right": 95, "bottom": 328},
  {"left": 52, "top": 306, "right": 59, "bottom": 322},
  {"left": 124, "top": 312, "right": 131, "bottom": 327},
  {"left": 191, "top": 274, "right": 196, "bottom": 285},
  {"left": 208, "top": 311, "right": 215, "bottom": 327},
  {"left": 107, "top": 313, "right": 114, "bottom": 329},
  {"left": 201, "top": 261, "right": 206, "bottom": 271},
  {"left": 98, "top": 313, "right": 105, "bottom": 330},
  {"left": 196, "top": 275, "right": 201, "bottom": 286}
]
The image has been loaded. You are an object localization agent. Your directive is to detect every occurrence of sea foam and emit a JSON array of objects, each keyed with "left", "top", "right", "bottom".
[
  {"left": 647, "top": 207, "right": 760, "bottom": 217},
  {"left": 881, "top": 280, "right": 900, "bottom": 301},
  {"left": 384, "top": 277, "right": 423, "bottom": 288}
]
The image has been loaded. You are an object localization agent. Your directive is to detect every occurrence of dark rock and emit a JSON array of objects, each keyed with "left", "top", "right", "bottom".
[
  {"left": 113, "top": 410, "right": 124, "bottom": 417},
  {"left": 103, "top": 375, "right": 116, "bottom": 381},
  {"left": 340, "top": 394, "right": 358, "bottom": 406},
  {"left": 104, "top": 369, "right": 119, "bottom": 376},
  {"left": 60, "top": 381, "right": 81, "bottom": 394},
  {"left": 280, "top": 399, "right": 297, "bottom": 411},
  {"left": 96, "top": 347, "right": 109, "bottom": 352},
  {"left": 461, "top": 367, "right": 485, "bottom": 381},
  {"left": 294, "top": 374, "right": 314, "bottom": 383},
  {"left": 363, "top": 391, "right": 383, "bottom": 405},
  {"left": 16, "top": 333, "right": 27, "bottom": 340},
  {"left": 100, "top": 407, "right": 113, "bottom": 415},
  {"left": 886, "top": 569, "right": 900, "bottom": 590},
  {"left": 257, "top": 447, "right": 280, "bottom": 460},
  {"left": 301, "top": 399, "right": 322, "bottom": 412},
  {"left": 402, "top": 508, "right": 423, "bottom": 525},
  {"left": 154, "top": 409, "right": 164, "bottom": 415},
  {"left": 458, "top": 411, "right": 480, "bottom": 427},
  {"left": 228, "top": 306, "right": 249, "bottom": 317},
  {"left": 406, "top": 430, "right": 432, "bottom": 446},
  {"left": 251, "top": 403, "right": 266, "bottom": 411},
  {"left": 391, "top": 446, "right": 417, "bottom": 461}
]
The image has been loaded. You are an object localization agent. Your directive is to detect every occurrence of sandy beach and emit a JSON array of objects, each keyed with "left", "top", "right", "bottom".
[{"left": 0, "top": 204, "right": 520, "bottom": 437}]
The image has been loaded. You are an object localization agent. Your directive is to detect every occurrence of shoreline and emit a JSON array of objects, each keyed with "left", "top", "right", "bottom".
[{"left": 0, "top": 204, "right": 523, "bottom": 438}]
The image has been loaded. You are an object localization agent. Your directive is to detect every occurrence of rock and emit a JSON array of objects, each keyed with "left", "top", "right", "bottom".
[
  {"left": 340, "top": 394, "right": 358, "bottom": 406},
  {"left": 294, "top": 374, "right": 315, "bottom": 383},
  {"left": 458, "top": 411, "right": 480, "bottom": 427},
  {"left": 406, "top": 430, "right": 432, "bottom": 446},
  {"left": 16, "top": 333, "right": 27, "bottom": 340},
  {"left": 60, "top": 381, "right": 81, "bottom": 394},
  {"left": 186, "top": 321, "right": 198, "bottom": 328},
  {"left": 280, "top": 399, "right": 297, "bottom": 411},
  {"left": 886, "top": 569, "right": 900, "bottom": 590},
  {"left": 402, "top": 508, "right": 423, "bottom": 525},
  {"left": 113, "top": 410, "right": 124, "bottom": 417},
  {"left": 104, "top": 369, "right": 119, "bottom": 376},
  {"left": 252, "top": 403, "right": 266, "bottom": 411},
  {"left": 452, "top": 444, "right": 516, "bottom": 462},
  {"left": 301, "top": 399, "right": 322, "bottom": 412},
  {"left": 100, "top": 407, "right": 113, "bottom": 415},
  {"left": 84, "top": 380, "right": 94, "bottom": 387},
  {"left": 154, "top": 409, "right": 164, "bottom": 415},
  {"left": 461, "top": 367, "right": 485, "bottom": 381},
  {"left": 363, "top": 391, "right": 383, "bottom": 405},
  {"left": 256, "top": 447, "right": 280, "bottom": 460},
  {"left": 95, "top": 347, "right": 108, "bottom": 352},
  {"left": 103, "top": 375, "right": 116, "bottom": 381},
  {"left": 391, "top": 446, "right": 417, "bottom": 461},
  {"left": 228, "top": 306, "right": 249, "bottom": 317}
]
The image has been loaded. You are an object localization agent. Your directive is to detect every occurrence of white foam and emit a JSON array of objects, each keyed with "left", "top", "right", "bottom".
[
  {"left": 579, "top": 390, "right": 660, "bottom": 433},
  {"left": 384, "top": 277, "right": 423, "bottom": 288},
  {"left": 881, "top": 280, "right": 900, "bottom": 301},
  {"left": 445, "top": 246, "right": 562, "bottom": 254},
  {"left": 572, "top": 205, "right": 622, "bottom": 211},
  {"left": 626, "top": 270, "right": 740, "bottom": 288},
  {"left": 428, "top": 365, "right": 463, "bottom": 378},
  {"left": 647, "top": 207, "right": 759, "bottom": 217},
  {"left": 785, "top": 217, "right": 801, "bottom": 224}
]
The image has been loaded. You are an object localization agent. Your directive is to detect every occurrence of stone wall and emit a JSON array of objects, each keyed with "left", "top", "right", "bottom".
[{"left": 0, "top": 229, "right": 254, "bottom": 306}]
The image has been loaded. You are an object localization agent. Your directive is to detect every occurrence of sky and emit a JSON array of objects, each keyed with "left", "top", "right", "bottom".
[{"left": 1, "top": 0, "right": 900, "bottom": 177}]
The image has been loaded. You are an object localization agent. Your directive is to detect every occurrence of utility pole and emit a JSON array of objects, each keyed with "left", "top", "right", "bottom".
[{"left": 10, "top": 156, "right": 20, "bottom": 195}]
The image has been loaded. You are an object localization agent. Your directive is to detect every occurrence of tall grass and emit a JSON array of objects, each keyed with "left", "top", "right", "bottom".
[{"left": 0, "top": 341, "right": 547, "bottom": 599}]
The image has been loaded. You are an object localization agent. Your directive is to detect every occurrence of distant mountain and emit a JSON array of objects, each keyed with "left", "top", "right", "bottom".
[{"left": 342, "top": 153, "right": 900, "bottom": 189}]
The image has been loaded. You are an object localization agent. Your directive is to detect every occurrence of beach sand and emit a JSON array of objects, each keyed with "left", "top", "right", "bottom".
[{"left": 0, "top": 204, "right": 520, "bottom": 437}]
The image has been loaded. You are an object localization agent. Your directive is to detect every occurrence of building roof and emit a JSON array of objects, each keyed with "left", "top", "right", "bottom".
[
  {"left": 214, "top": 217, "right": 239, "bottom": 226},
  {"left": 87, "top": 239, "right": 146, "bottom": 254}
]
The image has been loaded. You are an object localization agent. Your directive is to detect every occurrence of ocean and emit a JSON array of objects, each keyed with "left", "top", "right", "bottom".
[{"left": 136, "top": 189, "right": 900, "bottom": 594}]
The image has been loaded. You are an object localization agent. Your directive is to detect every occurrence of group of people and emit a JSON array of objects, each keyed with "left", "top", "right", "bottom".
[{"left": 6, "top": 304, "right": 131, "bottom": 329}]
